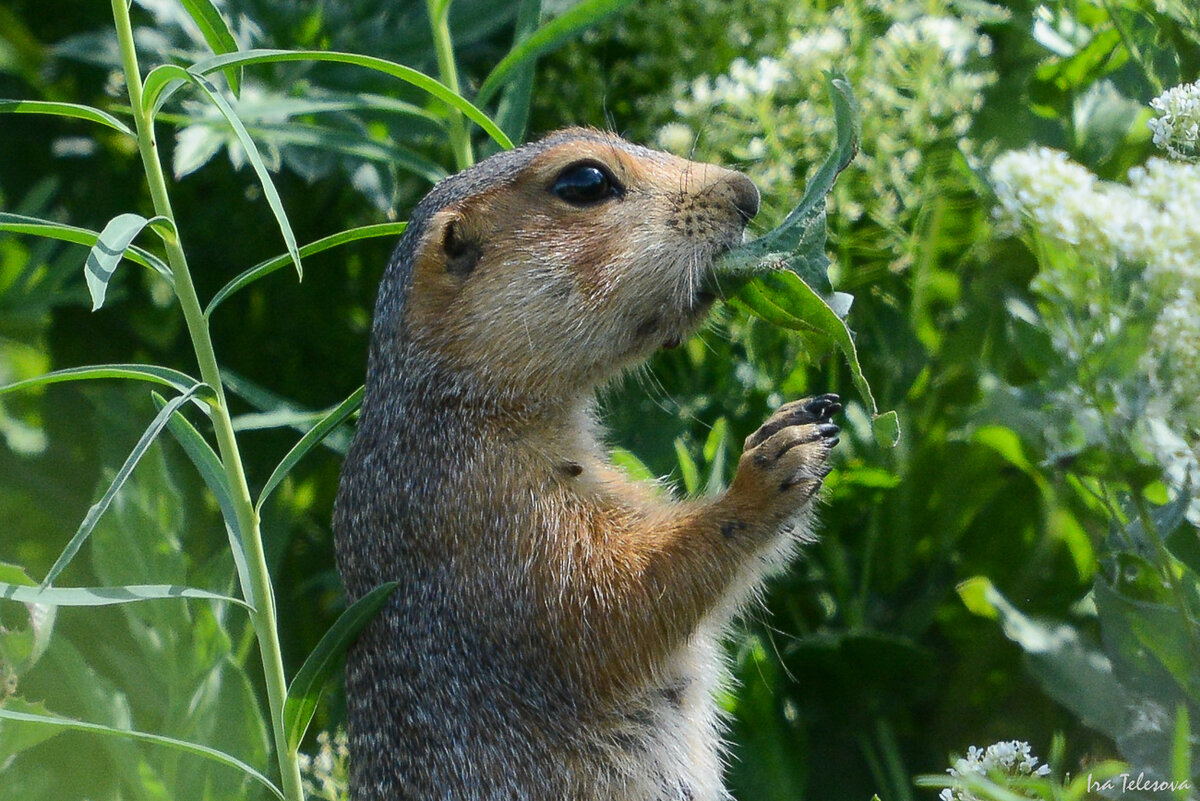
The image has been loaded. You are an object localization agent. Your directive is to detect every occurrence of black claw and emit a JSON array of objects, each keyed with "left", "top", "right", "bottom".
[
  {"left": 817, "top": 422, "right": 840, "bottom": 438},
  {"left": 804, "top": 393, "right": 841, "bottom": 421}
]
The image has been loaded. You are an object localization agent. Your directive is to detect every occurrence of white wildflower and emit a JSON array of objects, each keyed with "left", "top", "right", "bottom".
[
  {"left": 941, "top": 740, "right": 1052, "bottom": 801},
  {"left": 883, "top": 16, "right": 990, "bottom": 68},
  {"left": 786, "top": 27, "right": 849, "bottom": 66},
  {"left": 1149, "top": 79, "right": 1200, "bottom": 162},
  {"left": 300, "top": 728, "right": 351, "bottom": 801},
  {"left": 657, "top": 122, "right": 695, "bottom": 155}
]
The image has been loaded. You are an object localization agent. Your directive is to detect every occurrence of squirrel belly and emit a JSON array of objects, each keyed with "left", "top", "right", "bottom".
[{"left": 333, "top": 128, "right": 840, "bottom": 801}]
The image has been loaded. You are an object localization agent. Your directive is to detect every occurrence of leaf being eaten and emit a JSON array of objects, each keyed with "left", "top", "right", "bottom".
[{"left": 709, "top": 72, "right": 899, "bottom": 447}]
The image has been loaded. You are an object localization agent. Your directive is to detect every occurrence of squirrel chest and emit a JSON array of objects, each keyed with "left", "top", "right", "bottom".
[{"left": 334, "top": 128, "right": 839, "bottom": 801}]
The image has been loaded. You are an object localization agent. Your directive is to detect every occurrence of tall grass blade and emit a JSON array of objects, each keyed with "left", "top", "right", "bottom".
[
  {"left": 256, "top": 386, "right": 363, "bottom": 512},
  {"left": 0, "top": 99, "right": 134, "bottom": 135},
  {"left": 39, "top": 385, "right": 207, "bottom": 589},
  {"left": 475, "top": 0, "right": 636, "bottom": 106},
  {"left": 282, "top": 581, "right": 398, "bottom": 750},
  {"left": 205, "top": 223, "right": 407, "bottom": 316},
  {"left": 0, "top": 582, "right": 250, "bottom": 610},
  {"left": 0, "top": 708, "right": 283, "bottom": 798}
]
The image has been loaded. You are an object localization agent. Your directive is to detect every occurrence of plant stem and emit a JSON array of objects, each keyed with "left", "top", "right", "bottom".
[
  {"left": 110, "top": 3, "right": 304, "bottom": 799},
  {"left": 1130, "top": 492, "right": 1200, "bottom": 666},
  {"left": 427, "top": 0, "right": 474, "bottom": 169}
]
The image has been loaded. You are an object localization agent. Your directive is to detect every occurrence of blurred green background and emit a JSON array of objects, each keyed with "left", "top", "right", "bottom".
[{"left": 1, "top": 1, "right": 1197, "bottom": 799}]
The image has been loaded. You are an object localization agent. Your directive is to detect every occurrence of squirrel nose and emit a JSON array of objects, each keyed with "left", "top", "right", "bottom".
[{"left": 727, "top": 172, "right": 760, "bottom": 223}]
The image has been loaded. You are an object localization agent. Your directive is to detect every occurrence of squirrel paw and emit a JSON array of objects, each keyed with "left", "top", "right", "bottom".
[{"left": 730, "top": 394, "right": 841, "bottom": 512}]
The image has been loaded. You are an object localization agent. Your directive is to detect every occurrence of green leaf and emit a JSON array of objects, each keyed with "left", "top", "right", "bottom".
[
  {"left": 0, "top": 364, "right": 205, "bottom": 402},
  {"left": 0, "top": 99, "right": 133, "bottom": 136},
  {"left": 185, "top": 49, "right": 513, "bottom": 150},
  {"left": 283, "top": 581, "right": 398, "bottom": 750},
  {"left": 960, "top": 576, "right": 1129, "bottom": 738},
  {"left": 476, "top": 0, "right": 637, "bottom": 106},
  {"left": 142, "top": 65, "right": 302, "bottom": 280},
  {"left": 0, "top": 212, "right": 172, "bottom": 281},
  {"left": 205, "top": 223, "right": 407, "bottom": 316},
  {"left": 0, "top": 583, "right": 249, "bottom": 610},
  {"left": 0, "top": 697, "right": 64, "bottom": 763},
  {"left": 703, "top": 417, "right": 730, "bottom": 494},
  {"left": 150, "top": 392, "right": 256, "bottom": 611},
  {"left": 0, "top": 707, "right": 283, "bottom": 799},
  {"left": 493, "top": 0, "right": 542, "bottom": 144},
  {"left": 674, "top": 437, "right": 701, "bottom": 495},
  {"left": 85, "top": 213, "right": 172, "bottom": 311},
  {"left": 732, "top": 271, "right": 898, "bottom": 446},
  {"left": 704, "top": 74, "right": 895, "bottom": 447},
  {"left": 0, "top": 563, "right": 55, "bottom": 675},
  {"left": 256, "top": 386, "right": 363, "bottom": 512},
  {"left": 222, "top": 369, "right": 353, "bottom": 454},
  {"left": 610, "top": 447, "right": 656, "bottom": 483},
  {"left": 40, "top": 385, "right": 208, "bottom": 589},
  {"left": 712, "top": 71, "right": 860, "bottom": 295},
  {"left": 177, "top": 0, "right": 242, "bottom": 94}
]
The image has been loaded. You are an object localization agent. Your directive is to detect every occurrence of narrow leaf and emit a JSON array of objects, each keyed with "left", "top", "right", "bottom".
[
  {"left": 222, "top": 370, "right": 352, "bottom": 454},
  {"left": 610, "top": 447, "right": 656, "bottom": 483},
  {"left": 0, "top": 99, "right": 134, "bottom": 136},
  {"left": 0, "top": 708, "right": 283, "bottom": 798},
  {"left": 283, "top": 581, "right": 398, "bottom": 750},
  {"left": 205, "top": 223, "right": 406, "bottom": 316},
  {"left": 257, "top": 386, "right": 363, "bottom": 512},
  {"left": 0, "top": 212, "right": 172, "bottom": 280},
  {"left": 185, "top": 49, "right": 513, "bottom": 150},
  {"left": 85, "top": 213, "right": 171, "bottom": 311},
  {"left": 142, "top": 64, "right": 302, "bottom": 279},
  {"left": 493, "top": 0, "right": 543, "bottom": 143},
  {"left": 0, "top": 582, "right": 250, "bottom": 610},
  {"left": 476, "top": 0, "right": 637, "bottom": 106},
  {"left": 151, "top": 392, "right": 256, "bottom": 611},
  {"left": 40, "top": 385, "right": 207, "bottom": 589},
  {"left": 674, "top": 438, "right": 701, "bottom": 495},
  {"left": 0, "top": 364, "right": 204, "bottom": 401},
  {"left": 178, "top": 0, "right": 242, "bottom": 94}
]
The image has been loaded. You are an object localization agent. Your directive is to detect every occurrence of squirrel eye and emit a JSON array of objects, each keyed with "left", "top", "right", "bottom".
[{"left": 553, "top": 163, "right": 622, "bottom": 205}]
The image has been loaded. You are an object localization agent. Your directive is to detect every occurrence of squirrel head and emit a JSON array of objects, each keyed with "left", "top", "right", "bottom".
[{"left": 369, "top": 128, "right": 759, "bottom": 411}]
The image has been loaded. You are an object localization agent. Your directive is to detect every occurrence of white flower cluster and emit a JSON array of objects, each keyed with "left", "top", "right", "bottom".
[
  {"left": 1149, "top": 79, "right": 1200, "bottom": 162},
  {"left": 990, "top": 146, "right": 1200, "bottom": 483},
  {"left": 298, "top": 729, "right": 350, "bottom": 801},
  {"left": 939, "top": 740, "right": 1051, "bottom": 801},
  {"left": 882, "top": 16, "right": 994, "bottom": 69},
  {"left": 661, "top": 1, "right": 998, "bottom": 230},
  {"left": 990, "top": 147, "right": 1200, "bottom": 284}
]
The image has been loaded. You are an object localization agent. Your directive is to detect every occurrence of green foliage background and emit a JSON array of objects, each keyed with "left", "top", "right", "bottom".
[{"left": 1, "top": 1, "right": 1197, "bottom": 799}]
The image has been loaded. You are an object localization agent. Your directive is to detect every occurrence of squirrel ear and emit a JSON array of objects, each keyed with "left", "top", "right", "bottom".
[{"left": 442, "top": 217, "right": 481, "bottom": 276}]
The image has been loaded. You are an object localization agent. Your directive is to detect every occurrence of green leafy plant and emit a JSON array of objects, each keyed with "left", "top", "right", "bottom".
[{"left": 0, "top": 0, "right": 638, "bottom": 797}]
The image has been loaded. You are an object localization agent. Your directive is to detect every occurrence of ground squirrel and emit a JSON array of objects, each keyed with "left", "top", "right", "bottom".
[{"left": 333, "top": 127, "right": 840, "bottom": 801}]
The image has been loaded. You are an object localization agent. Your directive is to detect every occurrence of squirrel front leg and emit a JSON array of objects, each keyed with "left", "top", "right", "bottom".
[{"left": 580, "top": 395, "right": 841, "bottom": 691}]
